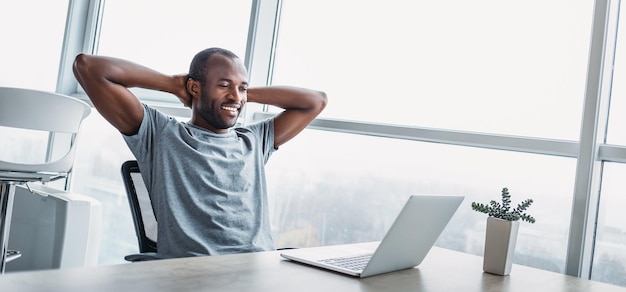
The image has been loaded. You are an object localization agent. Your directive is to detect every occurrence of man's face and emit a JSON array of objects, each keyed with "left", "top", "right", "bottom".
[{"left": 192, "top": 54, "right": 248, "bottom": 133}]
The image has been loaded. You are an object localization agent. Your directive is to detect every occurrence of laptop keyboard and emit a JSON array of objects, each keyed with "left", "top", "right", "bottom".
[{"left": 318, "top": 253, "right": 373, "bottom": 271}]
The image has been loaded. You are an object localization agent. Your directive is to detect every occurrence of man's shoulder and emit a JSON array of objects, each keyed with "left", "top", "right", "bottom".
[
  {"left": 141, "top": 104, "right": 183, "bottom": 128},
  {"left": 236, "top": 118, "right": 273, "bottom": 133},
  {"left": 143, "top": 104, "right": 176, "bottom": 120}
]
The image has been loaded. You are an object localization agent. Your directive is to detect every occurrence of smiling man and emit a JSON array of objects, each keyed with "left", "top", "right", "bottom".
[{"left": 73, "top": 48, "right": 327, "bottom": 258}]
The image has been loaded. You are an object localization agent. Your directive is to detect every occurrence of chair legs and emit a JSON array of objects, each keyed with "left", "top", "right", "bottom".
[{"left": 0, "top": 182, "right": 16, "bottom": 274}]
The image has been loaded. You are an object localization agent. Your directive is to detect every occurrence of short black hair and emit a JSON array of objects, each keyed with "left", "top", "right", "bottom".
[{"left": 188, "top": 47, "right": 240, "bottom": 84}]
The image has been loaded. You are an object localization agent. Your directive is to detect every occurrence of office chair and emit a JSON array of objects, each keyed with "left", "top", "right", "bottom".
[
  {"left": 0, "top": 86, "right": 91, "bottom": 273},
  {"left": 121, "top": 160, "right": 163, "bottom": 262}
]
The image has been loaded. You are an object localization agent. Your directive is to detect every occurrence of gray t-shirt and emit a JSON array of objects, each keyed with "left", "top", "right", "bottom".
[{"left": 123, "top": 104, "right": 277, "bottom": 258}]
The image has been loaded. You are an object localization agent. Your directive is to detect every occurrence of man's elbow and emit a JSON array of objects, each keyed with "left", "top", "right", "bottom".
[
  {"left": 72, "top": 53, "right": 89, "bottom": 80},
  {"left": 314, "top": 90, "right": 328, "bottom": 113}
]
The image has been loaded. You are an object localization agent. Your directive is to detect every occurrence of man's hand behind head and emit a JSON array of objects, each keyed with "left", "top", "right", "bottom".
[{"left": 176, "top": 74, "right": 193, "bottom": 108}]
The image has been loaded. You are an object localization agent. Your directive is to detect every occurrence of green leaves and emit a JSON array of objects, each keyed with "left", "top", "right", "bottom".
[{"left": 471, "top": 187, "right": 536, "bottom": 223}]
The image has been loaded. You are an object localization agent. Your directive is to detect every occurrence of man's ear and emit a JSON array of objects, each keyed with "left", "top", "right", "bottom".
[{"left": 187, "top": 79, "right": 200, "bottom": 98}]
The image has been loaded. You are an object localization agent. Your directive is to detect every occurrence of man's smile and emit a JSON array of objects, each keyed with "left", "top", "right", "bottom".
[{"left": 221, "top": 105, "right": 240, "bottom": 112}]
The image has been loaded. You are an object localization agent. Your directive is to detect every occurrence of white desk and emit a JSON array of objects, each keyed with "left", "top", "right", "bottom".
[{"left": 0, "top": 247, "right": 624, "bottom": 292}]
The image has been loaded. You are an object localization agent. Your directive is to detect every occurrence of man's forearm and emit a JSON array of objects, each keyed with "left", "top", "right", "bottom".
[
  {"left": 247, "top": 86, "right": 327, "bottom": 111},
  {"left": 247, "top": 85, "right": 327, "bottom": 147},
  {"left": 74, "top": 54, "right": 183, "bottom": 95}
]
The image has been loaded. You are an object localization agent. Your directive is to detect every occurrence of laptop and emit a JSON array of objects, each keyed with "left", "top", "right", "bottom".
[{"left": 280, "top": 195, "right": 464, "bottom": 278}]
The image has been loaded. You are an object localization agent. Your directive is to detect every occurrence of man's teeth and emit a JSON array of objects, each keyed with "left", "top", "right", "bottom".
[{"left": 222, "top": 106, "right": 238, "bottom": 112}]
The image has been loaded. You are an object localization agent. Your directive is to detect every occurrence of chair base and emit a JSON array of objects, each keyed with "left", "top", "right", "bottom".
[
  {"left": 0, "top": 172, "right": 66, "bottom": 273},
  {"left": 125, "top": 252, "right": 170, "bottom": 262},
  {"left": 6, "top": 250, "right": 21, "bottom": 263},
  {"left": 0, "top": 182, "right": 17, "bottom": 273}
]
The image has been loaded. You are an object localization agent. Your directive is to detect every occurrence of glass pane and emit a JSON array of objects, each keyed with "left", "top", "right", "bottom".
[
  {"left": 591, "top": 163, "right": 626, "bottom": 287},
  {"left": 267, "top": 129, "right": 575, "bottom": 273},
  {"left": 72, "top": 111, "right": 193, "bottom": 265},
  {"left": 0, "top": 126, "right": 49, "bottom": 164},
  {"left": 71, "top": 112, "right": 137, "bottom": 265},
  {"left": 0, "top": 0, "right": 69, "bottom": 91},
  {"left": 607, "top": 6, "right": 626, "bottom": 145},
  {"left": 273, "top": 0, "right": 594, "bottom": 140},
  {"left": 98, "top": 0, "right": 252, "bottom": 77}
]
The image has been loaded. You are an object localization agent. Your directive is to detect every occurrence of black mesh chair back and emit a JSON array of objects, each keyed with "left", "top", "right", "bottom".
[{"left": 121, "top": 160, "right": 161, "bottom": 261}]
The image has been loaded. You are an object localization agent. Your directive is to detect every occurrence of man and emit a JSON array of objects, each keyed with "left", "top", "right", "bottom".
[{"left": 73, "top": 47, "right": 327, "bottom": 258}]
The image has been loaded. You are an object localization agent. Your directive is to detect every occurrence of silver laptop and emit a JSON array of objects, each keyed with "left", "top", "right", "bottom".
[{"left": 280, "top": 195, "right": 464, "bottom": 278}]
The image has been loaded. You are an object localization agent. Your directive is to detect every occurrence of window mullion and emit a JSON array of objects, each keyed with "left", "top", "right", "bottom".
[
  {"left": 242, "top": 0, "right": 282, "bottom": 124},
  {"left": 566, "top": 0, "right": 618, "bottom": 278},
  {"left": 56, "top": 0, "right": 104, "bottom": 97}
]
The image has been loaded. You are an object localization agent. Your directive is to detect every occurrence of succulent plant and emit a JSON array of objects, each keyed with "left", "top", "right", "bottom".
[{"left": 471, "top": 187, "right": 535, "bottom": 223}]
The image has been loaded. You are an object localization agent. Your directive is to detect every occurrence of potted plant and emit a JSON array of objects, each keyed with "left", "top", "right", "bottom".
[{"left": 471, "top": 187, "right": 535, "bottom": 276}]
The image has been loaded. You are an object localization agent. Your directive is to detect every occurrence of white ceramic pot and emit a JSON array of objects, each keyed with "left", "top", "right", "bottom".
[{"left": 483, "top": 217, "right": 520, "bottom": 276}]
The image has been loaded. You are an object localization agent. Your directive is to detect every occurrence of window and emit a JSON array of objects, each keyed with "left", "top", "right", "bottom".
[
  {"left": 592, "top": 2, "right": 626, "bottom": 286},
  {"left": 97, "top": 0, "right": 253, "bottom": 103},
  {"left": 0, "top": 0, "right": 69, "bottom": 91},
  {"left": 607, "top": 1, "right": 626, "bottom": 145},
  {"left": 272, "top": 0, "right": 594, "bottom": 140},
  {"left": 268, "top": 0, "right": 594, "bottom": 273},
  {"left": 591, "top": 163, "right": 626, "bottom": 286},
  {"left": 53, "top": 1, "right": 626, "bottom": 286},
  {"left": 70, "top": 112, "right": 137, "bottom": 264}
]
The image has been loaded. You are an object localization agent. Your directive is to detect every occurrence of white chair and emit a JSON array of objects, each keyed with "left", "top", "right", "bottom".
[{"left": 0, "top": 87, "right": 91, "bottom": 273}]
